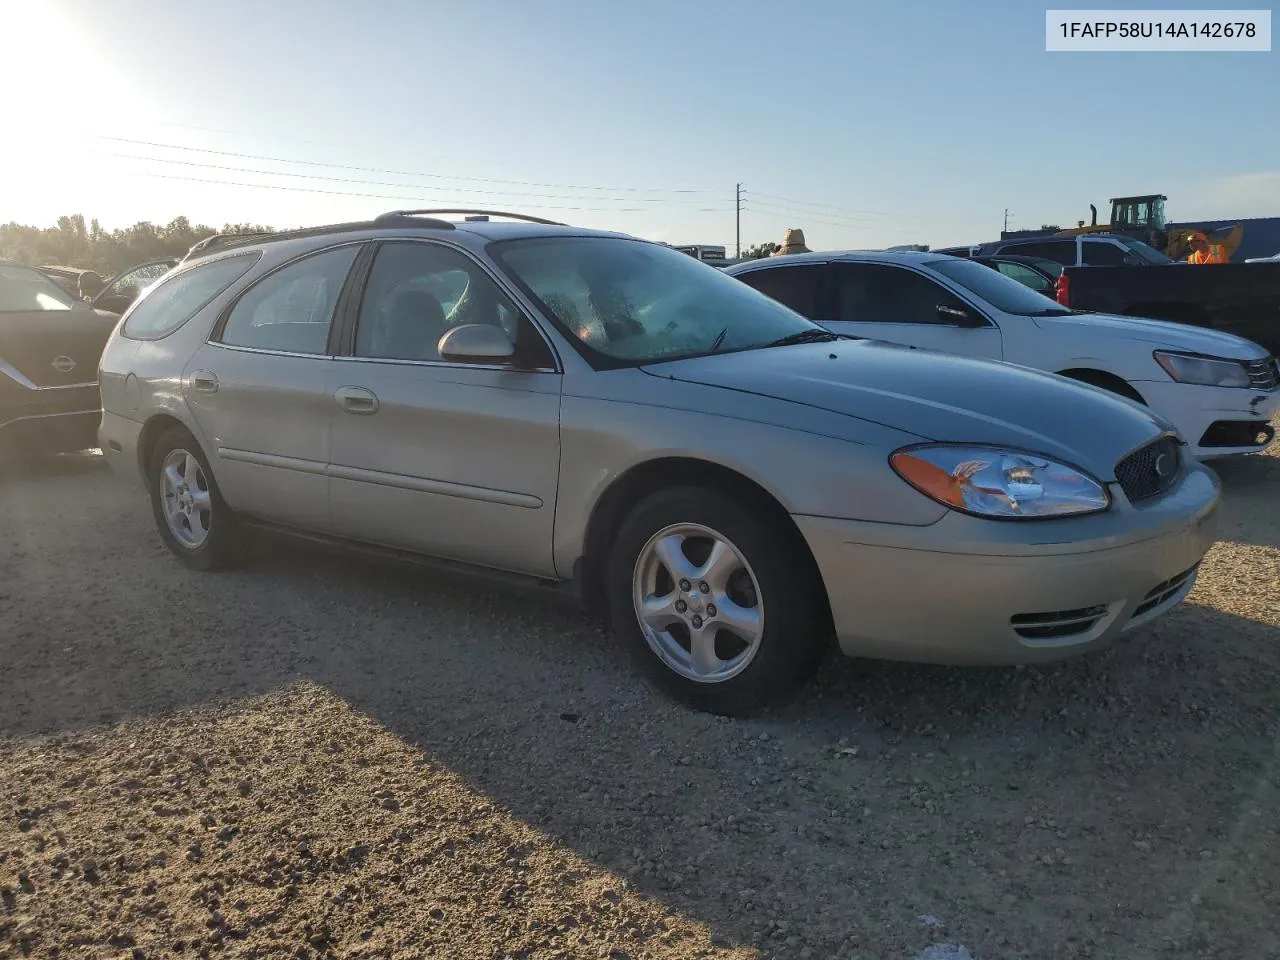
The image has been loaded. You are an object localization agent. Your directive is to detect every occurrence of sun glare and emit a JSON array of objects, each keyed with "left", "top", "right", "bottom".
[{"left": 1, "top": 0, "right": 157, "bottom": 219}]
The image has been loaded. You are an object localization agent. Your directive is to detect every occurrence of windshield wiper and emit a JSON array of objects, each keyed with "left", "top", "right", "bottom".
[
  {"left": 766, "top": 329, "right": 841, "bottom": 348},
  {"left": 707, "top": 326, "right": 728, "bottom": 353}
]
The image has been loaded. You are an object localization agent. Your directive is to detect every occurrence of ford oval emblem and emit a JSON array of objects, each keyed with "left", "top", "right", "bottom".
[{"left": 51, "top": 355, "right": 76, "bottom": 373}]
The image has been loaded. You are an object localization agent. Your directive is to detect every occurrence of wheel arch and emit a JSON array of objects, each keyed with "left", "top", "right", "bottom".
[
  {"left": 576, "top": 456, "right": 829, "bottom": 621},
  {"left": 1056, "top": 367, "right": 1147, "bottom": 405},
  {"left": 136, "top": 413, "right": 198, "bottom": 487}
]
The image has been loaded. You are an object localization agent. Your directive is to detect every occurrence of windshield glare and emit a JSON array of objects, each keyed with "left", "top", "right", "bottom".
[
  {"left": 492, "top": 237, "right": 818, "bottom": 365},
  {"left": 925, "top": 258, "right": 1068, "bottom": 315},
  {"left": 0, "top": 264, "right": 75, "bottom": 312}
]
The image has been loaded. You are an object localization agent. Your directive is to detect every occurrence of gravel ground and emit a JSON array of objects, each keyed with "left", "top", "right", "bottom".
[{"left": 2, "top": 432, "right": 1278, "bottom": 960}]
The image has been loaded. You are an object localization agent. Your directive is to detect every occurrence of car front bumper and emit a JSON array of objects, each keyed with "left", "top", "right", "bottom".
[
  {"left": 794, "top": 463, "right": 1221, "bottom": 666},
  {"left": 0, "top": 382, "right": 102, "bottom": 454},
  {"left": 1138, "top": 380, "right": 1279, "bottom": 458}
]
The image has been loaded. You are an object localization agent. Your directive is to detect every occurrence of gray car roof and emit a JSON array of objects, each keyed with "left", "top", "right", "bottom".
[{"left": 179, "top": 216, "right": 641, "bottom": 265}]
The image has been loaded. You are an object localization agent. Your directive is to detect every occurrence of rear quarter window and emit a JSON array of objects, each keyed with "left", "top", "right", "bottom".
[{"left": 122, "top": 253, "right": 260, "bottom": 341}]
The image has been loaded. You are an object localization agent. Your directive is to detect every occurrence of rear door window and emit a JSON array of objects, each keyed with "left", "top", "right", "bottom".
[{"left": 217, "top": 246, "right": 358, "bottom": 354}]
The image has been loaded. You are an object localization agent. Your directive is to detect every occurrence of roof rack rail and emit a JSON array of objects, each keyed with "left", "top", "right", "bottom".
[
  {"left": 376, "top": 208, "right": 566, "bottom": 227},
  {"left": 180, "top": 231, "right": 274, "bottom": 263}
]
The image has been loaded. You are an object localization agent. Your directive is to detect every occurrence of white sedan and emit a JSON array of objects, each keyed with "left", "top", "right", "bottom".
[{"left": 727, "top": 251, "right": 1279, "bottom": 459}]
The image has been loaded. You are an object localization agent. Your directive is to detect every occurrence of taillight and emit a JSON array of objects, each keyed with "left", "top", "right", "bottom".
[{"left": 1054, "top": 272, "right": 1070, "bottom": 306}]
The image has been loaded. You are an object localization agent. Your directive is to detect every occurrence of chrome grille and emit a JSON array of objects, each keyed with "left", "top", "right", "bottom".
[
  {"left": 1245, "top": 357, "right": 1279, "bottom": 391},
  {"left": 1011, "top": 604, "right": 1109, "bottom": 640},
  {"left": 1132, "top": 564, "right": 1199, "bottom": 619},
  {"left": 1115, "top": 436, "right": 1180, "bottom": 503}
]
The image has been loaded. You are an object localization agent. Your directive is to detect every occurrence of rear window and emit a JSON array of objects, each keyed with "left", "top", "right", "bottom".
[{"left": 122, "top": 253, "right": 260, "bottom": 340}]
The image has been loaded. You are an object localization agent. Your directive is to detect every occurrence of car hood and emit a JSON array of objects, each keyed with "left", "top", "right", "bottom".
[
  {"left": 1036, "top": 311, "right": 1268, "bottom": 359},
  {"left": 643, "top": 340, "right": 1171, "bottom": 479}
]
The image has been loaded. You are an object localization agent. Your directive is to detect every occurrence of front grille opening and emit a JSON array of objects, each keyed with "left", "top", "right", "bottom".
[
  {"left": 1244, "top": 357, "right": 1279, "bottom": 391},
  {"left": 1199, "top": 420, "right": 1276, "bottom": 449},
  {"left": 1011, "top": 604, "right": 1109, "bottom": 640},
  {"left": 1115, "top": 436, "right": 1180, "bottom": 502},
  {"left": 1132, "top": 564, "right": 1199, "bottom": 618}
]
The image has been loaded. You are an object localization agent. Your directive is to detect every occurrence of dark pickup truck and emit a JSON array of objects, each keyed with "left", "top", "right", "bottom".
[{"left": 1055, "top": 262, "right": 1280, "bottom": 355}]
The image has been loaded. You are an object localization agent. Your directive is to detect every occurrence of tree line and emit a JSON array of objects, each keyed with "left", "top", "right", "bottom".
[
  {"left": 0, "top": 215, "right": 275, "bottom": 277},
  {"left": 1, "top": 214, "right": 783, "bottom": 279}
]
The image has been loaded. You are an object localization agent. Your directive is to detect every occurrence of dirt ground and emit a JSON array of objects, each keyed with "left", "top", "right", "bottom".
[{"left": 1, "top": 433, "right": 1277, "bottom": 960}]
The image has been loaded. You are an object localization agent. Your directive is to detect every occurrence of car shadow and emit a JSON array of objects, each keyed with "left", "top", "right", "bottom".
[
  {"left": 0, "top": 449, "right": 107, "bottom": 481},
  {"left": 236, "top": 538, "right": 1280, "bottom": 957},
  {"left": 1205, "top": 452, "right": 1280, "bottom": 548}
]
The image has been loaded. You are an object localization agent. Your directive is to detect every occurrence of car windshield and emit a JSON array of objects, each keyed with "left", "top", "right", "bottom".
[
  {"left": 925, "top": 257, "right": 1070, "bottom": 315},
  {"left": 1117, "top": 238, "right": 1173, "bottom": 264},
  {"left": 491, "top": 236, "right": 820, "bottom": 366},
  {"left": 0, "top": 263, "right": 75, "bottom": 312}
]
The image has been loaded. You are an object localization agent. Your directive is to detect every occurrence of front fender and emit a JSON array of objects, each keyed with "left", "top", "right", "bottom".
[{"left": 551, "top": 395, "right": 947, "bottom": 578}]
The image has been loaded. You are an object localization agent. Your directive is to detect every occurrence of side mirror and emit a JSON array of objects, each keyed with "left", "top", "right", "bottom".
[
  {"left": 1122, "top": 255, "right": 1143, "bottom": 266},
  {"left": 937, "top": 304, "right": 985, "bottom": 327},
  {"left": 437, "top": 323, "right": 516, "bottom": 363}
]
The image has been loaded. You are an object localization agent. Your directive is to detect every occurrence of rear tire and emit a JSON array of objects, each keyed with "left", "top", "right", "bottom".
[
  {"left": 607, "top": 486, "right": 829, "bottom": 715},
  {"left": 147, "top": 425, "right": 238, "bottom": 570}
]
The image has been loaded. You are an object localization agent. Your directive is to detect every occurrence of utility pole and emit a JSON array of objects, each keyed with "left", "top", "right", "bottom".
[
  {"left": 735, "top": 182, "right": 742, "bottom": 258},
  {"left": 1003, "top": 208, "right": 1011, "bottom": 234}
]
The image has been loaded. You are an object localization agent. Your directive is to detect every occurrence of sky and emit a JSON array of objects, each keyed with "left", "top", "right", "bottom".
[{"left": 2, "top": 0, "right": 1277, "bottom": 251}]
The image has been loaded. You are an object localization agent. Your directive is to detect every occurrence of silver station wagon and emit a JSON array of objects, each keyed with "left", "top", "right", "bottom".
[{"left": 98, "top": 210, "right": 1221, "bottom": 714}]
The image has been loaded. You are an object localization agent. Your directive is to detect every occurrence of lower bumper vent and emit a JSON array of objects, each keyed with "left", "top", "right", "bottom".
[
  {"left": 1132, "top": 565, "right": 1199, "bottom": 619},
  {"left": 1011, "top": 604, "right": 1110, "bottom": 640}
]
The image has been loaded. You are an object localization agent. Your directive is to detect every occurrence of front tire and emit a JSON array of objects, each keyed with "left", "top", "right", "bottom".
[
  {"left": 148, "top": 426, "right": 237, "bottom": 570},
  {"left": 608, "top": 486, "right": 830, "bottom": 715}
]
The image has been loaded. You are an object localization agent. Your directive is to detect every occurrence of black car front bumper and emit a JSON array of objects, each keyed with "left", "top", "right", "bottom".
[{"left": 0, "top": 372, "right": 102, "bottom": 454}]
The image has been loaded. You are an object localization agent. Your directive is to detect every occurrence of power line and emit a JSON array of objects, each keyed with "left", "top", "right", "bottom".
[
  {"left": 97, "top": 136, "right": 714, "bottom": 195},
  {"left": 745, "top": 196, "right": 936, "bottom": 233},
  {"left": 745, "top": 190, "right": 898, "bottom": 219},
  {"left": 98, "top": 151, "right": 732, "bottom": 206},
  {"left": 744, "top": 202, "right": 885, "bottom": 230},
  {"left": 111, "top": 169, "right": 664, "bottom": 212}
]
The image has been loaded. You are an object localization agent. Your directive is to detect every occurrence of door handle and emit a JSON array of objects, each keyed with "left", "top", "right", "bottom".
[
  {"left": 191, "top": 371, "right": 219, "bottom": 394},
  {"left": 334, "top": 385, "right": 379, "bottom": 415}
]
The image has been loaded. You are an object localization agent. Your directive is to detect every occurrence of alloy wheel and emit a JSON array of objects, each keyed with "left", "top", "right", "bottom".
[
  {"left": 632, "top": 522, "right": 765, "bottom": 683},
  {"left": 159, "top": 448, "right": 212, "bottom": 549}
]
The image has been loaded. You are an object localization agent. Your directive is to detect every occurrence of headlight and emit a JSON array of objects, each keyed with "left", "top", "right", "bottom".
[
  {"left": 890, "top": 444, "right": 1110, "bottom": 519},
  {"left": 1154, "top": 351, "right": 1251, "bottom": 388}
]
